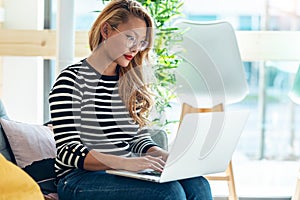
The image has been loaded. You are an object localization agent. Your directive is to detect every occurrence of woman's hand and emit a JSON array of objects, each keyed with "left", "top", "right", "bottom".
[
  {"left": 122, "top": 155, "right": 165, "bottom": 172},
  {"left": 146, "top": 146, "right": 169, "bottom": 162}
]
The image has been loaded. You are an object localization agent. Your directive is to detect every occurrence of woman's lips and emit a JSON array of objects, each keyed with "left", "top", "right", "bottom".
[{"left": 124, "top": 55, "right": 133, "bottom": 60}]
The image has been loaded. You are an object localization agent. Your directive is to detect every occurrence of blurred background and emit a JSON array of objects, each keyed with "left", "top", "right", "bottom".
[{"left": 1, "top": 0, "right": 300, "bottom": 199}]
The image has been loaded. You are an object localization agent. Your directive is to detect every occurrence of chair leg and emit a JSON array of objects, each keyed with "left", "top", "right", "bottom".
[
  {"left": 226, "top": 161, "right": 238, "bottom": 200},
  {"left": 292, "top": 170, "right": 300, "bottom": 200}
]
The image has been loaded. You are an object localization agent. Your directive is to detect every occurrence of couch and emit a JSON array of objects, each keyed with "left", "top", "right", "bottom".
[
  {"left": 0, "top": 99, "right": 58, "bottom": 199},
  {"left": 0, "top": 100, "right": 168, "bottom": 200}
]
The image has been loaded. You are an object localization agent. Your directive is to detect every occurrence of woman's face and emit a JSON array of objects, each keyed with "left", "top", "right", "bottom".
[{"left": 105, "top": 15, "right": 148, "bottom": 67}]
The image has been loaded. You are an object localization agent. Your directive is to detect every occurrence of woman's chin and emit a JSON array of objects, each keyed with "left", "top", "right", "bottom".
[{"left": 117, "top": 60, "right": 130, "bottom": 67}]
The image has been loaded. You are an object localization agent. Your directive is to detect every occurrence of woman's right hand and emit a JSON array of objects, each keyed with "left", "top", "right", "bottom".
[{"left": 122, "top": 155, "right": 165, "bottom": 172}]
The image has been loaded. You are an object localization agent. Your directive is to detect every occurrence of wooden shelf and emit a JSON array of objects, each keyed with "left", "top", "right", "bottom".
[
  {"left": 0, "top": 29, "right": 90, "bottom": 58},
  {"left": 1, "top": 29, "right": 300, "bottom": 61}
]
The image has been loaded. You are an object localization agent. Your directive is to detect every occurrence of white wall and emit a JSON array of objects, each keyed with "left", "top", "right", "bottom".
[{"left": 1, "top": 0, "right": 44, "bottom": 124}]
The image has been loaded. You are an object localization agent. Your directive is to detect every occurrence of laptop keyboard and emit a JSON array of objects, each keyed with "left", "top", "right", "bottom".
[{"left": 138, "top": 170, "right": 161, "bottom": 177}]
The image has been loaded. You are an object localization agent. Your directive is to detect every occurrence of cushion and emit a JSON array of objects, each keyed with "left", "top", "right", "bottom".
[
  {"left": 0, "top": 118, "right": 57, "bottom": 195},
  {"left": 0, "top": 153, "right": 44, "bottom": 200}
]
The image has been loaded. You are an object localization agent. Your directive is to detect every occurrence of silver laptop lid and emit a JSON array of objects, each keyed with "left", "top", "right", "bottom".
[{"left": 160, "top": 110, "right": 249, "bottom": 182}]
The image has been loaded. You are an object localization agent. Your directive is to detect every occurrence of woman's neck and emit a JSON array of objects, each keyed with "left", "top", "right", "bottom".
[{"left": 86, "top": 46, "right": 117, "bottom": 76}]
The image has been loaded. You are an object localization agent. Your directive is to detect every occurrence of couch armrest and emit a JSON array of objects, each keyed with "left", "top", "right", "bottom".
[{"left": 148, "top": 129, "right": 168, "bottom": 151}]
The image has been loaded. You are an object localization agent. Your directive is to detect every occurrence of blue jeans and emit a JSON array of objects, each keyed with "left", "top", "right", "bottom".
[{"left": 57, "top": 169, "right": 213, "bottom": 200}]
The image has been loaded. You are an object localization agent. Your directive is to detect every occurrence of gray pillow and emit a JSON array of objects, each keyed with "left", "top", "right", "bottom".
[
  {"left": 0, "top": 118, "right": 56, "bottom": 168},
  {"left": 0, "top": 118, "right": 57, "bottom": 194}
]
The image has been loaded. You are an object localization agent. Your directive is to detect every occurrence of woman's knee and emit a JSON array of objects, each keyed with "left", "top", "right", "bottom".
[
  {"left": 157, "top": 181, "right": 186, "bottom": 200},
  {"left": 179, "top": 176, "right": 213, "bottom": 200},
  {"left": 198, "top": 176, "right": 211, "bottom": 188}
]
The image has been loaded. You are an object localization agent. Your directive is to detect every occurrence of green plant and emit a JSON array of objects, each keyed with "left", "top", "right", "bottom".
[{"left": 102, "top": 0, "right": 184, "bottom": 130}]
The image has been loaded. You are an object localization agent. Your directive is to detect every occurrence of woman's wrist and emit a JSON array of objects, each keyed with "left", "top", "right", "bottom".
[
  {"left": 84, "top": 150, "right": 126, "bottom": 170},
  {"left": 113, "top": 156, "right": 127, "bottom": 170}
]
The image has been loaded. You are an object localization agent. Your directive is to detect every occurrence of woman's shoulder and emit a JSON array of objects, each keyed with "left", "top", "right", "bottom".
[
  {"left": 58, "top": 60, "right": 93, "bottom": 80},
  {"left": 61, "top": 60, "right": 87, "bottom": 74},
  {"left": 50, "top": 61, "right": 88, "bottom": 96}
]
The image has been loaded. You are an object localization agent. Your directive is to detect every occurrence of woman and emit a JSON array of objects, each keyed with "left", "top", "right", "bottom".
[{"left": 49, "top": 0, "right": 212, "bottom": 199}]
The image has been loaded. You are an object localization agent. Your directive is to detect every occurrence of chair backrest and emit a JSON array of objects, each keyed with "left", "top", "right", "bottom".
[
  {"left": 173, "top": 20, "right": 249, "bottom": 107},
  {"left": 148, "top": 129, "right": 168, "bottom": 151}
]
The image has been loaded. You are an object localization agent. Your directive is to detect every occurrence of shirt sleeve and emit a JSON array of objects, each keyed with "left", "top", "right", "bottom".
[
  {"left": 129, "top": 128, "right": 158, "bottom": 155},
  {"left": 49, "top": 68, "right": 89, "bottom": 169}
]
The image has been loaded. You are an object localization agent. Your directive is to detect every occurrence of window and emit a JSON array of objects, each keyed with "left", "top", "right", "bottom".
[
  {"left": 46, "top": 0, "right": 300, "bottom": 197},
  {"left": 182, "top": 0, "right": 300, "bottom": 197}
]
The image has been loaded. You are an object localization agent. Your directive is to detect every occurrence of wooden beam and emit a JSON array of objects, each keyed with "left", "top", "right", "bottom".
[
  {"left": 0, "top": 29, "right": 90, "bottom": 58},
  {"left": 0, "top": 29, "right": 57, "bottom": 57},
  {"left": 74, "top": 31, "right": 90, "bottom": 58},
  {"left": 1, "top": 29, "right": 300, "bottom": 61}
]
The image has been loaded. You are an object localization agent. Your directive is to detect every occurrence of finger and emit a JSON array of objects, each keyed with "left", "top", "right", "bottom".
[
  {"left": 147, "top": 156, "right": 165, "bottom": 167},
  {"left": 148, "top": 160, "right": 164, "bottom": 172},
  {"left": 145, "top": 155, "right": 165, "bottom": 163},
  {"left": 155, "top": 156, "right": 166, "bottom": 166},
  {"left": 142, "top": 156, "right": 165, "bottom": 171},
  {"left": 148, "top": 162, "right": 163, "bottom": 172}
]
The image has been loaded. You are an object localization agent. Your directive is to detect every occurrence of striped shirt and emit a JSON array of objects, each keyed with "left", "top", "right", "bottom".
[{"left": 49, "top": 59, "right": 157, "bottom": 179}]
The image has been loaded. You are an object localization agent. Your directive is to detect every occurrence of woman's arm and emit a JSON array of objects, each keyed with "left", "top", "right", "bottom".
[
  {"left": 49, "top": 68, "right": 89, "bottom": 170},
  {"left": 84, "top": 149, "right": 165, "bottom": 172}
]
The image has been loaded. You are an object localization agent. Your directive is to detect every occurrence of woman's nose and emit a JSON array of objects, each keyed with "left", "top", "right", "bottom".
[{"left": 130, "top": 44, "right": 138, "bottom": 53}]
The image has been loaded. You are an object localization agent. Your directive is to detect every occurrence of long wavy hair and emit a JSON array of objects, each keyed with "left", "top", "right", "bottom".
[{"left": 89, "top": 0, "right": 154, "bottom": 127}]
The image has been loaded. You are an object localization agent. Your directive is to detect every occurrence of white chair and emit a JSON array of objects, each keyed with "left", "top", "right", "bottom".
[
  {"left": 173, "top": 20, "right": 249, "bottom": 200},
  {"left": 289, "top": 66, "right": 300, "bottom": 200}
]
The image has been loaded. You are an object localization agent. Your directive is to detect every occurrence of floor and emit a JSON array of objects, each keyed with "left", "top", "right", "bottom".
[
  {"left": 214, "top": 198, "right": 291, "bottom": 200},
  {"left": 209, "top": 152, "right": 299, "bottom": 199}
]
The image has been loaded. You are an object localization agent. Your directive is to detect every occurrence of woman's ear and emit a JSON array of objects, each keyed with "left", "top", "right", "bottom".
[{"left": 100, "top": 22, "right": 110, "bottom": 40}]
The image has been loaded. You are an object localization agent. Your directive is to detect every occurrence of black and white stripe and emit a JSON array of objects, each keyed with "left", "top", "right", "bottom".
[{"left": 49, "top": 59, "right": 157, "bottom": 179}]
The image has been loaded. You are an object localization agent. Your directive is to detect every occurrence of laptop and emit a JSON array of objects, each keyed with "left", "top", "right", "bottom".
[{"left": 106, "top": 110, "right": 249, "bottom": 183}]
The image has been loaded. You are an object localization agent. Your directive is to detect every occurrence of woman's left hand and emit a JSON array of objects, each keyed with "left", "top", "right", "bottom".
[{"left": 146, "top": 146, "right": 169, "bottom": 162}]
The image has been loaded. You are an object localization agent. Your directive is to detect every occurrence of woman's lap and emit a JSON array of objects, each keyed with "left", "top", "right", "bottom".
[{"left": 57, "top": 169, "right": 212, "bottom": 200}]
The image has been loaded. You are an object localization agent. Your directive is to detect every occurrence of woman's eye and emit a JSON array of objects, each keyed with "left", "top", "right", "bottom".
[
  {"left": 140, "top": 41, "right": 147, "bottom": 46},
  {"left": 126, "top": 35, "right": 136, "bottom": 42}
]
